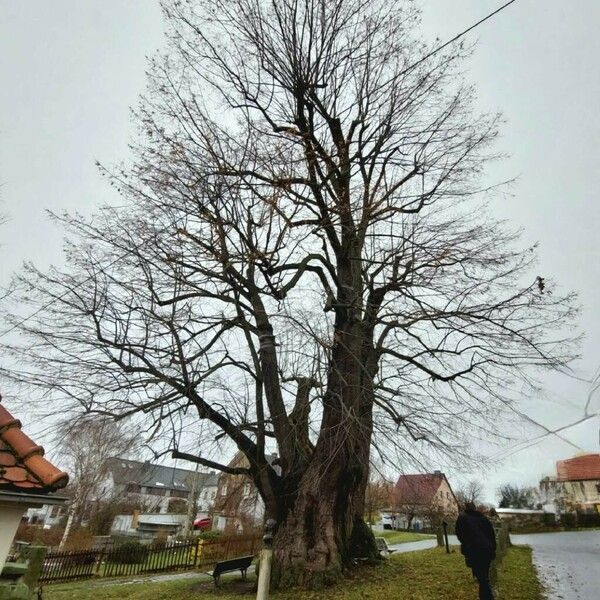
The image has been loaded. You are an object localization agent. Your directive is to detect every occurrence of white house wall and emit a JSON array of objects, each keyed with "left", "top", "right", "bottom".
[{"left": 0, "top": 502, "right": 28, "bottom": 570}]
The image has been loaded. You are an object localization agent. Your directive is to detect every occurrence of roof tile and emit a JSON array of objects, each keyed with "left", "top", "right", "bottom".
[
  {"left": 0, "top": 398, "right": 69, "bottom": 494},
  {"left": 395, "top": 473, "right": 446, "bottom": 505},
  {"left": 556, "top": 454, "right": 600, "bottom": 482}
]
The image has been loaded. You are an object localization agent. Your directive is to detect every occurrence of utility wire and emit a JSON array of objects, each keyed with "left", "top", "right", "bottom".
[
  {"left": 400, "top": 0, "right": 519, "bottom": 77},
  {"left": 491, "top": 411, "right": 599, "bottom": 461}
]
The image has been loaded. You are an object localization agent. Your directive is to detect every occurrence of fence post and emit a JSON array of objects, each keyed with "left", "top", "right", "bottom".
[
  {"left": 95, "top": 549, "right": 104, "bottom": 576},
  {"left": 256, "top": 519, "right": 276, "bottom": 600}
]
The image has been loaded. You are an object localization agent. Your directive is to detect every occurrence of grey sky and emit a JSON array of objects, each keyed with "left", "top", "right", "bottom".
[{"left": 1, "top": 1, "right": 598, "bottom": 502}]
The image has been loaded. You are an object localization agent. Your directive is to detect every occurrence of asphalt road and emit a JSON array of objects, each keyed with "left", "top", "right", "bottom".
[{"left": 512, "top": 531, "right": 600, "bottom": 600}]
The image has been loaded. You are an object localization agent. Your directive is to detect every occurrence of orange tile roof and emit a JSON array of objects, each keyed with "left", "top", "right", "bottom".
[
  {"left": 0, "top": 400, "right": 69, "bottom": 494},
  {"left": 556, "top": 454, "right": 600, "bottom": 482},
  {"left": 395, "top": 473, "right": 445, "bottom": 505}
]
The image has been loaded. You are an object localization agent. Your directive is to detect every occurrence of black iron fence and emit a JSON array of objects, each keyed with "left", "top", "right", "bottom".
[
  {"left": 41, "top": 549, "right": 100, "bottom": 583},
  {"left": 39, "top": 536, "right": 261, "bottom": 584}
]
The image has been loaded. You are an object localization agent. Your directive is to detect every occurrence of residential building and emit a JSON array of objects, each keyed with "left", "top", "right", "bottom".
[
  {"left": 212, "top": 451, "right": 279, "bottom": 532},
  {"left": 539, "top": 453, "right": 600, "bottom": 513},
  {"left": 111, "top": 512, "right": 200, "bottom": 538},
  {"left": 0, "top": 401, "right": 69, "bottom": 570},
  {"left": 383, "top": 471, "right": 459, "bottom": 530},
  {"left": 23, "top": 503, "right": 67, "bottom": 529},
  {"left": 101, "top": 458, "right": 219, "bottom": 514}
]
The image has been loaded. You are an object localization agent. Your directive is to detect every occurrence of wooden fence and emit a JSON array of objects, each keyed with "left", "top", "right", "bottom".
[{"left": 40, "top": 535, "right": 261, "bottom": 584}]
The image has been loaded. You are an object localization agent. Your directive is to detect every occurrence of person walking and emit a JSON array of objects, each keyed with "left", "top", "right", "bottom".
[{"left": 455, "top": 502, "right": 496, "bottom": 600}]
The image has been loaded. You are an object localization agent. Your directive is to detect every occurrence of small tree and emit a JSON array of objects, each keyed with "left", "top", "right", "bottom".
[
  {"left": 167, "top": 497, "right": 188, "bottom": 514},
  {"left": 497, "top": 484, "right": 538, "bottom": 509},
  {"left": 56, "top": 416, "right": 139, "bottom": 545},
  {"left": 364, "top": 478, "right": 394, "bottom": 526},
  {"left": 455, "top": 480, "right": 484, "bottom": 510}
]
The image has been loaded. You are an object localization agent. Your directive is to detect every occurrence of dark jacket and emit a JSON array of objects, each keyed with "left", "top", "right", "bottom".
[{"left": 455, "top": 510, "right": 496, "bottom": 559}]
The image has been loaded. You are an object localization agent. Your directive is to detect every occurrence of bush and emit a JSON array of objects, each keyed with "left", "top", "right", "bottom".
[
  {"left": 542, "top": 513, "right": 557, "bottom": 527},
  {"left": 106, "top": 541, "right": 149, "bottom": 564},
  {"left": 63, "top": 527, "right": 94, "bottom": 551},
  {"left": 150, "top": 529, "right": 170, "bottom": 549},
  {"left": 560, "top": 512, "right": 577, "bottom": 528},
  {"left": 13, "top": 523, "right": 65, "bottom": 548},
  {"left": 198, "top": 530, "right": 222, "bottom": 541},
  {"left": 576, "top": 511, "right": 600, "bottom": 528}
]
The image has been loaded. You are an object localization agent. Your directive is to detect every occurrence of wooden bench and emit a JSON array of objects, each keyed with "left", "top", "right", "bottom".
[
  {"left": 210, "top": 555, "right": 254, "bottom": 586},
  {"left": 375, "top": 537, "right": 397, "bottom": 556}
]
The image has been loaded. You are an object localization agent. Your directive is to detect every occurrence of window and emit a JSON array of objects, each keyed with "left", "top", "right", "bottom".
[
  {"left": 170, "top": 489, "right": 188, "bottom": 498},
  {"left": 221, "top": 483, "right": 228, "bottom": 496}
]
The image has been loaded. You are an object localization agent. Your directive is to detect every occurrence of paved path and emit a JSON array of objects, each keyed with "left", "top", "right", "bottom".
[
  {"left": 388, "top": 535, "right": 458, "bottom": 553},
  {"left": 512, "top": 531, "right": 600, "bottom": 600}
]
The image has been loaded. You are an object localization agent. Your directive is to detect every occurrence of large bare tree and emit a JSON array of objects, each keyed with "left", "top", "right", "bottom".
[{"left": 1, "top": 0, "right": 577, "bottom": 586}]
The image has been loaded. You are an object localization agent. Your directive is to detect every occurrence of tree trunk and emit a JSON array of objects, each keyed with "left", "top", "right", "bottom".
[
  {"left": 268, "top": 401, "right": 378, "bottom": 589},
  {"left": 270, "top": 466, "right": 378, "bottom": 589}
]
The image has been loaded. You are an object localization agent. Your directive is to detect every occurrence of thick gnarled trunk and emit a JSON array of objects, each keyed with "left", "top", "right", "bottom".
[{"left": 270, "top": 456, "right": 378, "bottom": 589}]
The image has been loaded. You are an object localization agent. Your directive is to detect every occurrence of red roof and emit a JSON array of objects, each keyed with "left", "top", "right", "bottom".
[
  {"left": 395, "top": 473, "right": 446, "bottom": 505},
  {"left": 556, "top": 454, "right": 600, "bottom": 482},
  {"left": 0, "top": 401, "right": 69, "bottom": 493}
]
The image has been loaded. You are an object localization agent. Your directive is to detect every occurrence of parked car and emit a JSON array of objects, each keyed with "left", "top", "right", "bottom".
[{"left": 193, "top": 517, "right": 212, "bottom": 530}]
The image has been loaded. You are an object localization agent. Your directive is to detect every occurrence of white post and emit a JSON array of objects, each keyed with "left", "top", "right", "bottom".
[{"left": 256, "top": 519, "right": 276, "bottom": 600}]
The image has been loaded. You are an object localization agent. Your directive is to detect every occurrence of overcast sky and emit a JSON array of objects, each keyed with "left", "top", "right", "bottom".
[{"left": 1, "top": 0, "right": 598, "bottom": 502}]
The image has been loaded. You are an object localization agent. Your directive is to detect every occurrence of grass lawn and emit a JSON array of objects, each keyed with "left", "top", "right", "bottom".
[
  {"left": 376, "top": 529, "right": 435, "bottom": 544},
  {"left": 45, "top": 545, "right": 543, "bottom": 600}
]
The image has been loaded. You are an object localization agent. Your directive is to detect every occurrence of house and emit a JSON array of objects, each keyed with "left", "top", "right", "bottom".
[
  {"left": 384, "top": 471, "right": 459, "bottom": 530},
  {"left": 212, "top": 451, "right": 279, "bottom": 532},
  {"left": 539, "top": 453, "right": 600, "bottom": 513},
  {"left": 111, "top": 512, "right": 200, "bottom": 539},
  {"left": 23, "top": 503, "right": 67, "bottom": 529},
  {"left": 102, "top": 458, "right": 219, "bottom": 514},
  {"left": 0, "top": 401, "right": 69, "bottom": 570}
]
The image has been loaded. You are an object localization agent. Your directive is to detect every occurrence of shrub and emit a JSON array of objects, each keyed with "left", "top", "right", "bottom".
[
  {"left": 576, "top": 511, "right": 600, "bottom": 528},
  {"left": 542, "top": 513, "right": 557, "bottom": 527},
  {"left": 560, "top": 512, "right": 577, "bottom": 529},
  {"left": 106, "top": 541, "right": 149, "bottom": 564},
  {"left": 13, "top": 523, "right": 65, "bottom": 548},
  {"left": 198, "top": 530, "right": 222, "bottom": 541},
  {"left": 63, "top": 527, "right": 94, "bottom": 551}
]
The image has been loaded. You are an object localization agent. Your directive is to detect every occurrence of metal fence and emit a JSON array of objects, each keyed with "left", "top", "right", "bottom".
[{"left": 40, "top": 536, "right": 261, "bottom": 584}]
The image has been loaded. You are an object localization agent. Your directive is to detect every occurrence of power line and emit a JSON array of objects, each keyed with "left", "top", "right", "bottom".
[
  {"left": 401, "top": 0, "right": 519, "bottom": 78},
  {"left": 491, "top": 411, "right": 599, "bottom": 461}
]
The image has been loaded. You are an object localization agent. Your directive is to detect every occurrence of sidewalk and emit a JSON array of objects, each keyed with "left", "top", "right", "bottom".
[{"left": 388, "top": 535, "right": 458, "bottom": 553}]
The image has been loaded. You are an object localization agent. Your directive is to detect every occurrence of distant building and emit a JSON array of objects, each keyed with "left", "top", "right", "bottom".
[
  {"left": 539, "top": 453, "right": 600, "bottom": 513},
  {"left": 212, "top": 451, "right": 279, "bottom": 532},
  {"left": 23, "top": 503, "right": 67, "bottom": 529},
  {"left": 382, "top": 471, "right": 458, "bottom": 530},
  {"left": 110, "top": 512, "right": 201, "bottom": 539},
  {"left": 102, "top": 458, "right": 219, "bottom": 514}
]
